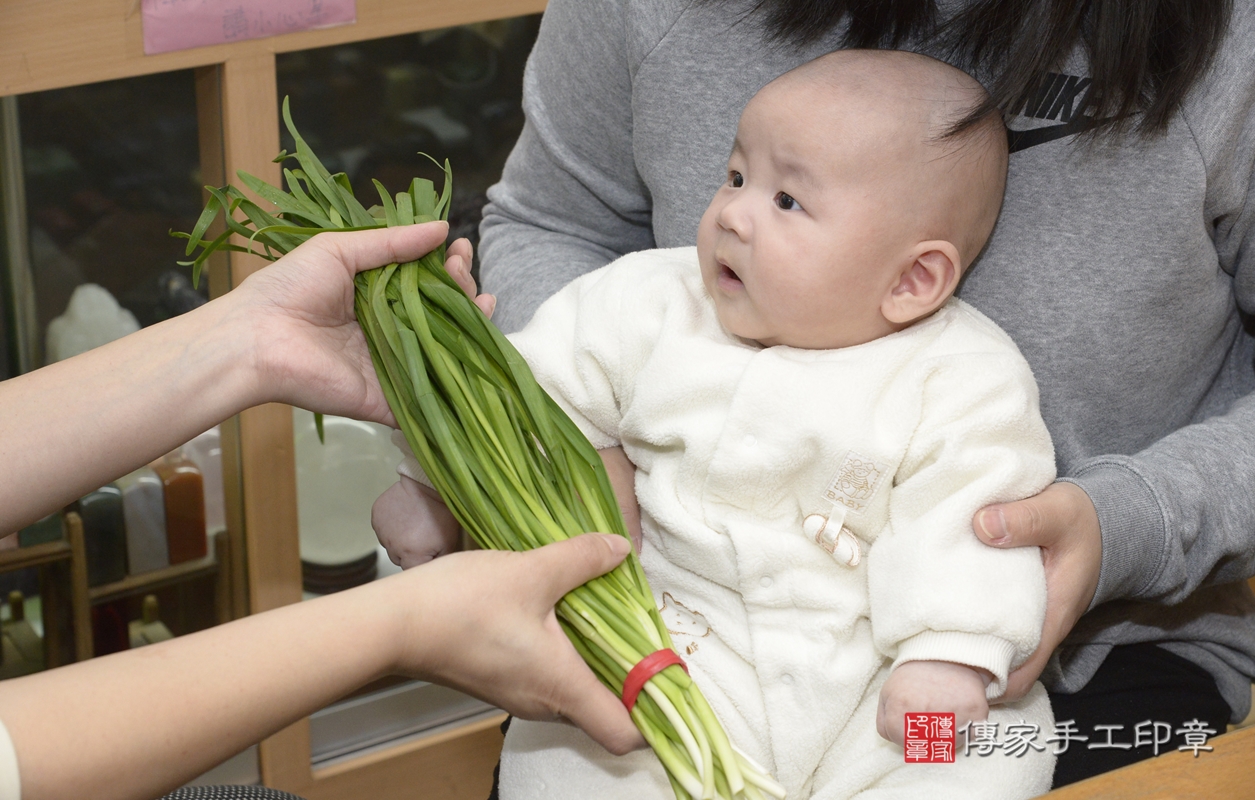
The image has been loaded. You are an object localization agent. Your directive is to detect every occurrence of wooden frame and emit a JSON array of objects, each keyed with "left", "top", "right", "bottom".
[
  {"left": 0, "top": 512, "right": 91, "bottom": 665},
  {"left": 1, "top": 2, "right": 537, "bottom": 797},
  {"left": 5, "top": 2, "right": 1253, "bottom": 799}
]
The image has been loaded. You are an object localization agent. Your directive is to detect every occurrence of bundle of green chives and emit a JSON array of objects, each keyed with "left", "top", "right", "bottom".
[{"left": 178, "top": 98, "right": 785, "bottom": 800}]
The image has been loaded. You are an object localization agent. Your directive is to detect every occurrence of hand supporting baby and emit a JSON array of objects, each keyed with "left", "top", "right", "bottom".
[
  {"left": 876, "top": 660, "right": 992, "bottom": 747},
  {"left": 374, "top": 445, "right": 645, "bottom": 568}
]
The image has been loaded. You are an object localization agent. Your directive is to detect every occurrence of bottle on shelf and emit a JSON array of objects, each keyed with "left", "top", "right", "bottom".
[
  {"left": 1, "top": 591, "right": 44, "bottom": 678},
  {"left": 182, "top": 426, "right": 226, "bottom": 536},
  {"left": 128, "top": 594, "right": 174, "bottom": 648},
  {"left": 78, "top": 484, "right": 128, "bottom": 587},
  {"left": 115, "top": 467, "right": 169, "bottom": 575},
  {"left": 91, "top": 601, "right": 129, "bottom": 656},
  {"left": 17, "top": 513, "right": 62, "bottom": 547},
  {"left": 150, "top": 451, "right": 207, "bottom": 564}
]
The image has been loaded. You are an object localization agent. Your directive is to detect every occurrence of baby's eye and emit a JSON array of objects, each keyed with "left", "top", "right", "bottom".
[
  {"left": 729, "top": 171, "right": 744, "bottom": 188},
  {"left": 775, "top": 192, "right": 799, "bottom": 211}
]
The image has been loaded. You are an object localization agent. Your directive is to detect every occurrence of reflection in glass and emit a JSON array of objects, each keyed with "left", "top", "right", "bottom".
[
  {"left": 17, "top": 71, "right": 207, "bottom": 368},
  {"left": 0, "top": 72, "right": 233, "bottom": 692},
  {"left": 293, "top": 409, "right": 400, "bottom": 595},
  {"left": 277, "top": 17, "right": 542, "bottom": 278}
]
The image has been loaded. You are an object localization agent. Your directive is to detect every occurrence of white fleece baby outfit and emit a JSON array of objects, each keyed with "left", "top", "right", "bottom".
[{"left": 399, "top": 247, "right": 1058, "bottom": 799}]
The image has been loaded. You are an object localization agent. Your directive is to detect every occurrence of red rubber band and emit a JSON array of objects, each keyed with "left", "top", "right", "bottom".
[{"left": 621, "top": 649, "right": 688, "bottom": 711}]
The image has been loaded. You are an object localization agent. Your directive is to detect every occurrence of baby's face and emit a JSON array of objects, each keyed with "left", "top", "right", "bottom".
[{"left": 697, "top": 83, "right": 923, "bottom": 350}]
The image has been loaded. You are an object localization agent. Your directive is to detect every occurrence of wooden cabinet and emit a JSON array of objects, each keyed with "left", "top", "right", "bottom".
[{"left": 0, "top": 2, "right": 540, "bottom": 797}]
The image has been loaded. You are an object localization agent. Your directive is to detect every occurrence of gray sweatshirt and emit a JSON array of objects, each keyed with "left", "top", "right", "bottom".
[{"left": 479, "top": 0, "right": 1255, "bottom": 719}]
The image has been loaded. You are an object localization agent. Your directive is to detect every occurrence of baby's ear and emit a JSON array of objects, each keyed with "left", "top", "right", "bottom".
[{"left": 881, "top": 241, "right": 961, "bottom": 325}]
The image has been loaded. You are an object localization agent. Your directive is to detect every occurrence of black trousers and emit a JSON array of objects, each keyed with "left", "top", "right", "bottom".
[
  {"left": 1047, "top": 642, "right": 1232, "bottom": 788},
  {"left": 487, "top": 717, "right": 510, "bottom": 800},
  {"left": 488, "top": 643, "right": 1233, "bottom": 797}
]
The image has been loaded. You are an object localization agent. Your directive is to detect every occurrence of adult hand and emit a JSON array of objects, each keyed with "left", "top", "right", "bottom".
[
  {"left": 232, "top": 225, "right": 491, "bottom": 426},
  {"left": 0, "top": 533, "right": 642, "bottom": 800},
  {"left": 972, "top": 482, "right": 1102, "bottom": 701},
  {"left": 392, "top": 533, "right": 646, "bottom": 754},
  {"left": 443, "top": 236, "right": 496, "bottom": 318}
]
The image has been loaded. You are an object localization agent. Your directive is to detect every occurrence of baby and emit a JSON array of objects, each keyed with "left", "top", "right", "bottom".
[{"left": 378, "top": 50, "right": 1056, "bottom": 799}]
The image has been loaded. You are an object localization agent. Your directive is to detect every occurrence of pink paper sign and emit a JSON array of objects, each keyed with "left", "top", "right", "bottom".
[{"left": 142, "top": 0, "right": 357, "bottom": 55}]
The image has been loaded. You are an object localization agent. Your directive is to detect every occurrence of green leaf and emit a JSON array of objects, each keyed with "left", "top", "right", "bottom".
[
  {"left": 184, "top": 189, "right": 223, "bottom": 256},
  {"left": 373, "top": 179, "right": 399, "bottom": 228},
  {"left": 395, "top": 192, "right": 415, "bottom": 226},
  {"left": 409, "top": 177, "right": 437, "bottom": 220}
]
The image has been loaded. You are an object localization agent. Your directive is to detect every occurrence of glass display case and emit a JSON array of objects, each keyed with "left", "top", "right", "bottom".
[
  {"left": 0, "top": 2, "right": 543, "bottom": 798},
  {"left": 0, "top": 70, "right": 237, "bottom": 674}
]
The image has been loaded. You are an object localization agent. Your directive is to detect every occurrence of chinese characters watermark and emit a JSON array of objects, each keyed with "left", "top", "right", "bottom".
[
  {"left": 904, "top": 713, "right": 955, "bottom": 763},
  {"left": 905, "top": 716, "right": 1217, "bottom": 762}
]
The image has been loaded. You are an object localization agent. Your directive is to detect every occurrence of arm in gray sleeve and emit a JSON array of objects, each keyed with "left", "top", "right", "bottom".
[
  {"left": 1073, "top": 20, "right": 1255, "bottom": 607},
  {"left": 479, "top": 0, "right": 657, "bottom": 333},
  {"left": 1068, "top": 389, "right": 1255, "bottom": 607}
]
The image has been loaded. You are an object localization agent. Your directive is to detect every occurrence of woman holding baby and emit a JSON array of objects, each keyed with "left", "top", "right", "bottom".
[{"left": 461, "top": 0, "right": 1255, "bottom": 792}]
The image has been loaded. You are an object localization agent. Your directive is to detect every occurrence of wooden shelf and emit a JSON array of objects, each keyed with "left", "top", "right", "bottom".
[
  {"left": 88, "top": 535, "right": 220, "bottom": 604},
  {"left": 0, "top": 513, "right": 91, "bottom": 663},
  {"left": 0, "top": 539, "right": 71, "bottom": 572}
]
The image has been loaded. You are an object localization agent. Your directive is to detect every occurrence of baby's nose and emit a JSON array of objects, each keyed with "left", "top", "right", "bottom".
[{"left": 717, "top": 195, "right": 753, "bottom": 238}]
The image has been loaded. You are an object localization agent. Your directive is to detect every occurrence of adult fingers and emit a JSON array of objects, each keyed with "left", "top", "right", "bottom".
[
  {"left": 444, "top": 238, "right": 475, "bottom": 296},
  {"left": 441, "top": 239, "right": 496, "bottom": 318},
  {"left": 515, "top": 535, "right": 642, "bottom": 752},
  {"left": 1002, "top": 627, "right": 1056, "bottom": 701},
  {"left": 318, "top": 222, "right": 450, "bottom": 277},
  {"left": 1001, "top": 574, "right": 1080, "bottom": 701},
  {"left": 447, "top": 237, "right": 474, "bottom": 268},
  {"left": 548, "top": 645, "right": 646, "bottom": 754},
  {"left": 984, "top": 483, "right": 1102, "bottom": 702},
  {"left": 528, "top": 534, "right": 632, "bottom": 607},
  {"left": 973, "top": 482, "right": 1076, "bottom": 548},
  {"left": 474, "top": 293, "right": 497, "bottom": 318}
]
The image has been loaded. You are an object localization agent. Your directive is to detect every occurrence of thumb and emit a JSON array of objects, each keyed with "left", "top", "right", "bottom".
[
  {"left": 973, "top": 491, "right": 1060, "bottom": 549},
  {"left": 549, "top": 645, "right": 646, "bottom": 755},
  {"left": 529, "top": 534, "right": 632, "bottom": 606},
  {"left": 320, "top": 221, "right": 450, "bottom": 277}
]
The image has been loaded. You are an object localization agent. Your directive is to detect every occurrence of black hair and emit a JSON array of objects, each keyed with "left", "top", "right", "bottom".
[{"left": 742, "top": 0, "right": 1232, "bottom": 137}]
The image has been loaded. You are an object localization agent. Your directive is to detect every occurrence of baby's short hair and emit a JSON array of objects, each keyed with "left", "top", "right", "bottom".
[{"left": 774, "top": 50, "right": 1009, "bottom": 267}]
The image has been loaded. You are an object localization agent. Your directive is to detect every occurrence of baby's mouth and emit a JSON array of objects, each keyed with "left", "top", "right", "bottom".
[{"left": 717, "top": 262, "right": 744, "bottom": 289}]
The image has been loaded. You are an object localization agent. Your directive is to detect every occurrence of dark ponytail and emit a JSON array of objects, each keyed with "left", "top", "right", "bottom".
[{"left": 744, "top": 0, "right": 1232, "bottom": 136}]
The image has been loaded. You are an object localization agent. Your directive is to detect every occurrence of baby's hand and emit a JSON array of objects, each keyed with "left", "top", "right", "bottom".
[
  {"left": 372, "top": 475, "right": 462, "bottom": 568},
  {"left": 876, "top": 661, "right": 991, "bottom": 747}
]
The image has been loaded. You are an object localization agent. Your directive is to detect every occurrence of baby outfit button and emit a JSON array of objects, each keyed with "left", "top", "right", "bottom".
[
  {"left": 780, "top": 673, "right": 794, "bottom": 686},
  {"left": 804, "top": 513, "right": 861, "bottom": 567},
  {"left": 759, "top": 576, "right": 773, "bottom": 588},
  {"left": 742, "top": 434, "right": 757, "bottom": 448}
]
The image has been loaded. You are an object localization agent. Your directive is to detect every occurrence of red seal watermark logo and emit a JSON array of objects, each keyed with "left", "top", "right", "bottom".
[{"left": 905, "top": 713, "right": 955, "bottom": 763}]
